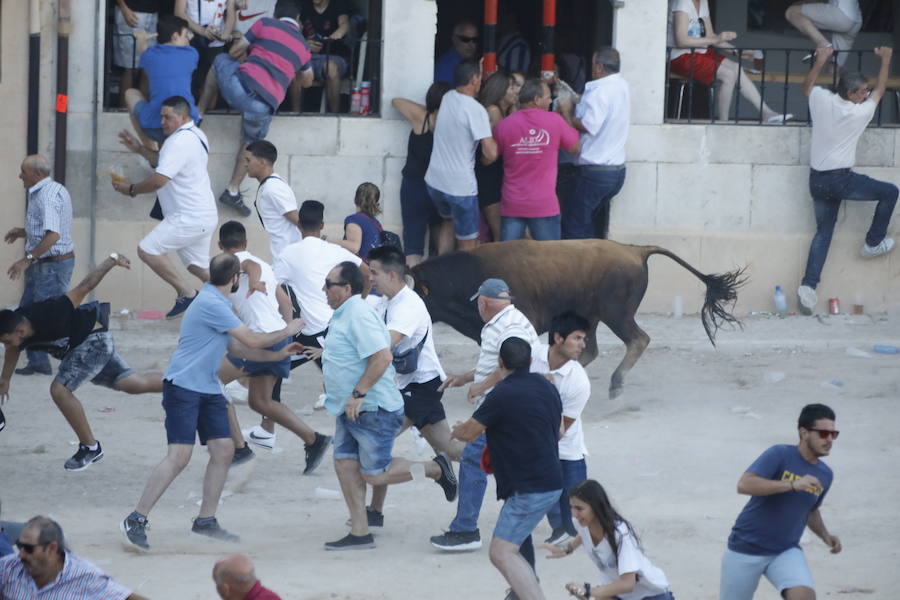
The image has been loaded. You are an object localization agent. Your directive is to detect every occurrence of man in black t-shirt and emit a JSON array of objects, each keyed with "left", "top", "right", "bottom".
[
  {"left": 451, "top": 337, "right": 563, "bottom": 600},
  {"left": 294, "top": 0, "right": 350, "bottom": 112},
  {"left": 0, "top": 252, "right": 164, "bottom": 471}
]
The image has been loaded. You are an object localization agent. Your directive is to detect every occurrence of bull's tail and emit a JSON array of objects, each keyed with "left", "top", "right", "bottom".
[{"left": 640, "top": 245, "right": 748, "bottom": 346}]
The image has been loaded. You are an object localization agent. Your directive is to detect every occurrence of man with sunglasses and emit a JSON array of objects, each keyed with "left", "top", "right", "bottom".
[
  {"left": 1, "top": 516, "right": 146, "bottom": 599},
  {"left": 720, "top": 403, "right": 842, "bottom": 600},
  {"left": 434, "top": 21, "right": 479, "bottom": 84}
]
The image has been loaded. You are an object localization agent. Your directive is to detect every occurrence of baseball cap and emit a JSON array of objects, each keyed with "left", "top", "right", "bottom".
[{"left": 469, "top": 278, "right": 514, "bottom": 301}]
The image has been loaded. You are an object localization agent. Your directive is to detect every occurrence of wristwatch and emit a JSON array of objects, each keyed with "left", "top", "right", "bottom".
[
  {"left": 25, "top": 252, "right": 34, "bottom": 262},
  {"left": 351, "top": 389, "right": 366, "bottom": 399},
  {"left": 109, "top": 252, "right": 119, "bottom": 261}
]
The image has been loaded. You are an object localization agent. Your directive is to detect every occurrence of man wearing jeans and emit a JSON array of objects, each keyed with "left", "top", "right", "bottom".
[
  {"left": 797, "top": 46, "right": 897, "bottom": 315},
  {"left": 559, "top": 47, "right": 630, "bottom": 240},
  {"left": 452, "top": 337, "right": 563, "bottom": 600},
  {"left": 720, "top": 403, "right": 841, "bottom": 600}
]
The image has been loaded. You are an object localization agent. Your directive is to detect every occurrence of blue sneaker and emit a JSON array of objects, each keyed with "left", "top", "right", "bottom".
[
  {"left": 218, "top": 189, "right": 252, "bottom": 217},
  {"left": 165, "top": 293, "right": 196, "bottom": 320}
]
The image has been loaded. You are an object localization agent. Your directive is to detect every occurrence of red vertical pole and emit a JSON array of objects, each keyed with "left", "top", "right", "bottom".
[
  {"left": 483, "top": 0, "right": 498, "bottom": 75},
  {"left": 541, "top": 0, "right": 557, "bottom": 80}
]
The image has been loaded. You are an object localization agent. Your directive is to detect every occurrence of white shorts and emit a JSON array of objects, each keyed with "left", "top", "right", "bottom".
[
  {"left": 113, "top": 7, "right": 158, "bottom": 69},
  {"left": 139, "top": 217, "right": 215, "bottom": 269},
  {"left": 799, "top": 3, "right": 861, "bottom": 64}
]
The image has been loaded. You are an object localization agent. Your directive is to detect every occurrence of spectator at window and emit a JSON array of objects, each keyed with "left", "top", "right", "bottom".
[
  {"left": 233, "top": 0, "right": 276, "bottom": 36},
  {"left": 435, "top": 22, "right": 479, "bottom": 85},
  {"left": 392, "top": 82, "right": 453, "bottom": 267},
  {"left": 175, "top": 0, "right": 236, "bottom": 102},
  {"left": 476, "top": 70, "right": 517, "bottom": 242},
  {"left": 667, "top": 0, "right": 792, "bottom": 122},
  {"left": 293, "top": 0, "right": 351, "bottom": 113},
  {"left": 335, "top": 183, "right": 384, "bottom": 261},
  {"left": 497, "top": 4, "right": 531, "bottom": 76},
  {"left": 112, "top": 0, "right": 160, "bottom": 107},
  {"left": 786, "top": 0, "right": 861, "bottom": 69}
]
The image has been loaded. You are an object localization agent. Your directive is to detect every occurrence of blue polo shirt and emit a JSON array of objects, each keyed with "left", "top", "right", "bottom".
[
  {"left": 165, "top": 284, "right": 242, "bottom": 394},
  {"left": 322, "top": 295, "right": 403, "bottom": 416},
  {"left": 434, "top": 47, "right": 463, "bottom": 84},
  {"left": 0, "top": 530, "right": 12, "bottom": 558}
]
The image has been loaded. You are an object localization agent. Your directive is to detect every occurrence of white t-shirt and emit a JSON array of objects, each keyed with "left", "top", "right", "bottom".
[
  {"left": 576, "top": 74, "right": 630, "bottom": 167},
  {"left": 473, "top": 304, "right": 539, "bottom": 406},
  {"left": 530, "top": 343, "right": 590, "bottom": 461},
  {"left": 185, "top": 0, "right": 228, "bottom": 47},
  {"left": 273, "top": 236, "right": 361, "bottom": 335},
  {"left": 667, "top": 0, "right": 710, "bottom": 60},
  {"left": 255, "top": 174, "right": 300, "bottom": 259},
  {"left": 228, "top": 250, "right": 286, "bottom": 334},
  {"left": 831, "top": 0, "right": 861, "bottom": 23},
  {"left": 234, "top": 0, "right": 277, "bottom": 34},
  {"left": 375, "top": 286, "right": 446, "bottom": 389},
  {"left": 575, "top": 521, "right": 670, "bottom": 600},
  {"left": 425, "top": 90, "right": 493, "bottom": 197},
  {"left": 808, "top": 86, "right": 875, "bottom": 171},
  {"left": 155, "top": 122, "right": 218, "bottom": 226}
]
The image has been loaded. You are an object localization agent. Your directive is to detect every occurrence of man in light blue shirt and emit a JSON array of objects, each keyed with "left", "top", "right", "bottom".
[
  {"left": 321, "top": 261, "right": 458, "bottom": 551},
  {"left": 121, "top": 253, "right": 303, "bottom": 552}
]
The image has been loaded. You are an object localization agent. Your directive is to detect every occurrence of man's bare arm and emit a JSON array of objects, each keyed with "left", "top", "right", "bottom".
[
  {"left": 65, "top": 253, "right": 132, "bottom": 307},
  {"left": 803, "top": 46, "right": 834, "bottom": 97},
  {"left": 870, "top": 46, "right": 893, "bottom": 104}
]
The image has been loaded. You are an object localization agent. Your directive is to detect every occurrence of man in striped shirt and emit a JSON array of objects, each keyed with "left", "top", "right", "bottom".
[
  {"left": 430, "top": 278, "right": 539, "bottom": 552},
  {"left": 200, "top": 0, "right": 313, "bottom": 216},
  {"left": 4, "top": 155, "right": 74, "bottom": 376}
]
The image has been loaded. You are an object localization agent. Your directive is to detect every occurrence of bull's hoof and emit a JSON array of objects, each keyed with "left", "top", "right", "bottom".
[{"left": 609, "top": 385, "right": 623, "bottom": 400}]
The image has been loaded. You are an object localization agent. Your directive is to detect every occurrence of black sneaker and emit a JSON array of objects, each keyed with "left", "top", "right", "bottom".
[
  {"left": 344, "top": 506, "right": 384, "bottom": 529},
  {"left": 0, "top": 406, "right": 5, "bottom": 432},
  {"left": 218, "top": 189, "right": 252, "bottom": 217},
  {"left": 429, "top": 529, "right": 482, "bottom": 551},
  {"left": 64, "top": 442, "right": 103, "bottom": 471},
  {"left": 433, "top": 452, "right": 458, "bottom": 501},
  {"left": 231, "top": 444, "right": 255, "bottom": 467},
  {"left": 324, "top": 533, "right": 375, "bottom": 551},
  {"left": 14, "top": 364, "right": 52, "bottom": 376},
  {"left": 303, "top": 433, "right": 332, "bottom": 475},
  {"left": 191, "top": 517, "right": 240, "bottom": 542},
  {"left": 544, "top": 526, "right": 571, "bottom": 546},
  {"left": 121, "top": 512, "right": 150, "bottom": 550},
  {"left": 504, "top": 589, "right": 519, "bottom": 600},
  {"left": 165, "top": 293, "right": 196, "bottom": 320}
]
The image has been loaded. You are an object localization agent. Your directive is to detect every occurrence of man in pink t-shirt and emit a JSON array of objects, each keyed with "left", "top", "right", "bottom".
[{"left": 494, "top": 79, "right": 580, "bottom": 241}]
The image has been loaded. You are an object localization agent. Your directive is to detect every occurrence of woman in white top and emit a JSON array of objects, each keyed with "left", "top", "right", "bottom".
[
  {"left": 668, "top": 0, "right": 790, "bottom": 123},
  {"left": 786, "top": 0, "right": 862, "bottom": 68},
  {"left": 542, "top": 479, "right": 674, "bottom": 600}
]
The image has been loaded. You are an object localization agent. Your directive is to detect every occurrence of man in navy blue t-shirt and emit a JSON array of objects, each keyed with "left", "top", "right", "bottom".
[
  {"left": 452, "top": 337, "right": 563, "bottom": 600},
  {"left": 720, "top": 403, "right": 842, "bottom": 600}
]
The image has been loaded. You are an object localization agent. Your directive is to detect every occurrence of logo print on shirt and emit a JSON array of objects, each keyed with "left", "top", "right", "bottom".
[
  {"left": 511, "top": 128, "right": 551, "bottom": 155},
  {"left": 782, "top": 470, "right": 823, "bottom": 496},
  {"left": 238, "top": 10, "right": 266, "bottom": 21}
]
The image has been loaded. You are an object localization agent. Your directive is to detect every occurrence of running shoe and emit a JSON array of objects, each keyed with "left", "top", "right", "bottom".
[
  {"left": 165, "top": 294, "right": 196, "bottom": 320},
  {"left": 14, "top": 364, "right": 52, "bottom": 376},
  {"left": 303, "top": 433, "right": 332, "bottom": 475},
  {"left": 231, "top": 443, "right": 255, "bottom": 466},
  {"left": 191, "top": 517, "right": 240, "bottom": 542},
  {"left": 797, "top": 285, "right": 817, "bottom": 316},
  {"left": 861, "top": 237, "right": 895, "bottom": 258},
  {"left": 224, "top": 380, "right": 249, "bottom": 404},
  {"left": 433, "top": 452, "right": 458, "bottom": 501},
  {"left": 429, "top": 529, "right": 482, "bottom": 551},
  {"left": 544, "top": 527, "right": 571, "bottom": 546},
  {"left": 121, "top": 512, "right": 150, "bottom": 550},
  {"left": 218, "top": 189, "right": 252, "bottom": 217},
  {"left": 324, "top": 533, "right": 375, "bottom": 551},
  {"left": 65, "top": 442, "right": 103, "bottom": 471},
  {"left": 243, "top": 425, "right": 276, "bottom": 450},
  {"left": 344, "top": 507, "right": 384, "bottom": 529}
]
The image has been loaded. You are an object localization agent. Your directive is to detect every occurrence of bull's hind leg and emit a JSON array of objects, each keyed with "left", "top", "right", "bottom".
[{"left": 605, "top": 317, "right": 650, "bottom": 399}]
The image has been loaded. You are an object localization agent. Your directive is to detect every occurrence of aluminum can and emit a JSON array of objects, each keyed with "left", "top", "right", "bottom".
[{"left": 828, "top": 298, "right": 840, "bottom": 314}]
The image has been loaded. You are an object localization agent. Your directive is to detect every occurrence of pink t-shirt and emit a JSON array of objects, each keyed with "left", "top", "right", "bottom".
[{"left": 494, "top": 109, "right": 580, "bottom": 218}]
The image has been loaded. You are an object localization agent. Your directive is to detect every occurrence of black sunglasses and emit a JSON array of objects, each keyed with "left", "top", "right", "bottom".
[
  {"left": 455, "top": 35, "right": 479, "bottom": 43},
  {"left": 15, "top": 540, "right": 46, "bottom": 554},
  {"left": 324, "top": 279, "right": 348, "bottom": 288},
  {"left": 808, "top": 428, "right": 840, "bottom": 440}
]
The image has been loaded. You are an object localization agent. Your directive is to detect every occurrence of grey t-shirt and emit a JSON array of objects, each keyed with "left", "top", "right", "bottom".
[{"left": 424, "top": 90, "right": 492, "bottom": 197}]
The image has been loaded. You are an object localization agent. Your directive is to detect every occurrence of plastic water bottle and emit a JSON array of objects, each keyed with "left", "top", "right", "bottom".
[{"left": 773, "top": 286, "right": 787, "bottom": 314}]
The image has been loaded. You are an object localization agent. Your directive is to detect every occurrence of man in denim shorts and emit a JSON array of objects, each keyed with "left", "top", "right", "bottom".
[
  {"left": 321, "top": 261, "right": 457, "bottom": 551},
  {"left": 452, "top": 337, "right": 563, "bottom": 600},
  {"left": 0, "top": 252, "right": 163, "bottom": 472}
]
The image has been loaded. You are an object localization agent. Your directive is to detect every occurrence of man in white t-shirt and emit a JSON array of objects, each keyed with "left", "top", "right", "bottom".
[
  {"left": 425, "top": 59, "right": 498, "bottom": 253},
  {"left": 530, "top": 311, "right": 591, "bottom": 547},
  {"left": 244, "top": 140, "right": 300, "bottom": 259},
  {"left": 233, "top": 0, "right": 276, "bottom": 35},
  {"left": 559, "top": 48, "right": 629, "bottom": 240},
  {"left": 797, "top": 46, "right": 898, "bottom": 315},
  {"left": 786, "top": 0, "right": 861, "bottom": 68},
  {"left": 217, "top": 221, "right": 332, "bottom": 475},
  {"left": 113, "top": 95, "right": 218, "bottom": 320}
]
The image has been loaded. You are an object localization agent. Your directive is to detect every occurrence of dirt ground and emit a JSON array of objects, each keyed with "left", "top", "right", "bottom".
[{"left": 1, "top": 310, "right": 899, "bottom": 599}]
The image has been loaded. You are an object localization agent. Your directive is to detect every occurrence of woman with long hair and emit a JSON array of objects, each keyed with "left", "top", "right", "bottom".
[
  {"left": 476, "top": 70, "right": 516, "bottom": 241},
  {"left": 335, "top": 182, "right": 383, "bottom": 261},
  {"left": 542, "top": 480, "right": 675, "bottom": 600}
]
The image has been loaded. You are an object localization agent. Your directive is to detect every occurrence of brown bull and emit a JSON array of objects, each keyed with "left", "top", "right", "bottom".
[{"left": 410, "top": 239, "right": 745, "bottom": 399}]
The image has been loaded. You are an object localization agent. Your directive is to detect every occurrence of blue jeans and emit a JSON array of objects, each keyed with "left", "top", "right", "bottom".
[
  {"left": 400, "top": 176, "right": 441, "bottom": 256},
  {"left": 500, "top": 215, "right": 561, "bottom": 241},
  {"left": 562, "top": 166, "right": 626, "bottom": 240},
  {"left": 214, "top": 53, "right": 273, "bottom": 142},
  {"left": 546, "top": 458, "right": 587, "bottom": 535},
  {"left": 426, "top": 184, "right": 480, "bottom": 241},
  {"left": 20, "top": 258, "right": 74, "bottom": 369},
  {"left": 801, "top": 168, "right": 899, "bottom": 288},
  {"left": 449, "top": 433, "right": 487, "bottom": 532}
]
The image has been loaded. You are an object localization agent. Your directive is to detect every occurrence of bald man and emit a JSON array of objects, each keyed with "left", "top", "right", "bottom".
[
  {"left": 213, "top": 554, "right": 281, "bottom": 600},
  {"left": 5, "top": 154, "right": 75, "bottom": 376}
]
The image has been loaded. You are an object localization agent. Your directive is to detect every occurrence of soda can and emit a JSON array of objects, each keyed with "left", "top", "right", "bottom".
[{"left": 828, "top": 298, "right": 840, "bottom": 314}]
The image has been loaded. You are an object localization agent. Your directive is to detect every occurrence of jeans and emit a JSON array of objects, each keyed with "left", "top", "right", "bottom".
[
  {"left": 500, "top": 215, "right": 561, "bottom": 241},
  {"left": 214, "top": 53, "right": 273, "bottom": 142},
  {"left": 546, "top": 458, "right": 587, "bottom": 535},
  {"left": 801, "top": 168, "right": 899, "bottom": 288},
  {"left": 20, "top": 258, "right": 74, "bottom": 369},
  {"left": 400, "top": 176, "right": 441, "bottom": 256},
  {"left": 426, "top": 184, "right": 480, "bottom": 241},
  {"left": 562, "top": 166, "right": 626, "bottom": 240},
  {"left": 449, "top": 433, "right": 487, "bottom": 532}
]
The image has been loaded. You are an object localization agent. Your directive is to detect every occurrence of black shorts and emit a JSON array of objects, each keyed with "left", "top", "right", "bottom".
[{"left": 401, "top": 376, "right": 446, "bottom": 430}]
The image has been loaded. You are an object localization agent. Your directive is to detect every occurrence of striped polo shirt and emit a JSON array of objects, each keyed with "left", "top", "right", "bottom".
[
  {"left": 0, "top": 552, "right": 132, "bottom": 599},
  {"left": 473, "top": 304, "right": 539, "bottom": 407},
  {"left": 239, "top": 17, "right": 312, "bottom": 112}
]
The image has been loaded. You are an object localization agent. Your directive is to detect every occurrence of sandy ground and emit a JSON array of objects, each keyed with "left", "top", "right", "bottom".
[{"left": 1, "top": 310, "right": 899, "bottom": 599}]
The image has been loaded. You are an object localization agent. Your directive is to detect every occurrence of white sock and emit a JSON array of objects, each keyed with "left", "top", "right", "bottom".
[{"left": 86, "top": 442, "right": 99, "bottom": 451}]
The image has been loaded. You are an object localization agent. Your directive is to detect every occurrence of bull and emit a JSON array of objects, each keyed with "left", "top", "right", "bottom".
[{"left": 410, "top": 239, "right": 745, "bottom": 399}]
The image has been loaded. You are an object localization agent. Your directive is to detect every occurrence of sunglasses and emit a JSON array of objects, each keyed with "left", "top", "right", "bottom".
[
  {"left": 808, "top": 428, "right": 840, "bottom": 440},
  {"left": 455, "top": 35, "right": 479, "bottom": 44},
  {"left": 324, "top": 279, "right": 348, "bottom": 288},
  {"left": 15, "top": 541, "right": 46, "bottom": 554}
]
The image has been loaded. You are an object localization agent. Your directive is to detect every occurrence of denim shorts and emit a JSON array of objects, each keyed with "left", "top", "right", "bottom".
[
  {"left": 310, "top": 53, "right": 348, "bottom": 80},
  {"left": 333, "top": 408, "right": 404, "bottom": 475},
  {"left": 426, "top": 184, "right": 480, "bottom": 241},
  {"left": 493, "top": 489, "right": 561, "bottom": 545},
  {"left": 720, "top": 547, "right": 814, "bottom": 600},
  {"left": 227, "top": 337, "right": 291, "bottom": 378},
  {"left": 131, "top": 100, "right": 165, "bottom": 143},
  {"left": 55, "top": 332, "right": 133, "bottom": 391},
  {"left": 214, "top": 53, "right": 273, "bottom": 142},
  {"left": 162, "top": 380, "right": 231, "bottom": 445}
]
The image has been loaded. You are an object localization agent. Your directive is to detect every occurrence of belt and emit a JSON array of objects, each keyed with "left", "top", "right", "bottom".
[
  {"left": 581, "top": 164, "right": 625, "bottom": 171},
  {"left": 38, "top": 252, "right": 75, "bottom": 263}
]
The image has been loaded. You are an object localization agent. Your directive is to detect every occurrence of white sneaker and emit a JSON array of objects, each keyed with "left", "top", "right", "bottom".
[
  {"left": 766, "top": 113, "right": 794, "bottom": 123},
  {"left": 243, "top": 425, "right": 276, "bottom": 450},
  {"left": 314, "top": 393, "right": 327, "bottom": 410},
  {"left": 861, "top": 237, "right": 895, "bottom": 258},
  {"left": 797, "top": 285, "right": 817, "bottom": 316},
  {"left": 223, "top": 380, "right": 248, "bottom": 404}
]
